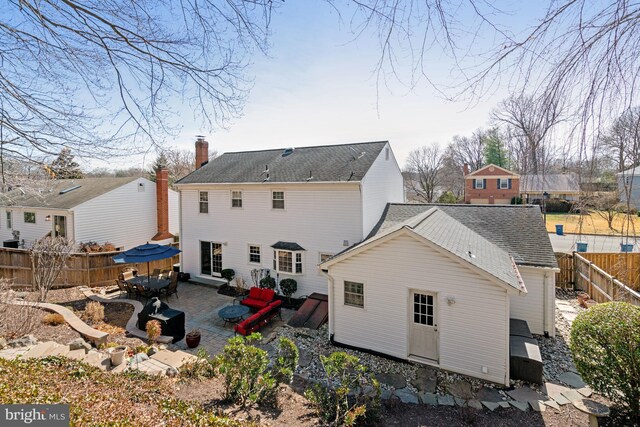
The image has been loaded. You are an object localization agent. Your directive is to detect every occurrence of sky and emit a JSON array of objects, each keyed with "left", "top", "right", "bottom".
[{"left": 90, "top": 1, "right": 544, "bottom": 171}]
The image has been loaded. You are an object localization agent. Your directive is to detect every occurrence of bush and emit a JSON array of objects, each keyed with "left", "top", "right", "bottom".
[
  {"left": 42, "top": 313, "right": 65, "bottom": 326},
  {"left": 146, "top": 319, "right": 162, "bottom": 344},
  {"left": 273, "top": 337, "right": 299, "bottom": 384},
  {"left": 84, "top": 301, "right": 104, "bottom": 324},
  {"left": 216, "top": 333, "right": 277, "bottom": 405},
  {"left": 259, "top": 275, "right": 276, "bottom": 290},
  {"left": 570, "top": 302, "right": 640, "bottom": 421},
  {"left": 221, "top": 269, "right": 235, "bottom": 284},
  {"left": 544, "top": 199, "right": 573, "bottom": 213},
  {"left": 180, "top": 348, "right": 218, "bottom": 381},
  {"left": 305, "top": 352, "right": 381, "bottom": 426},
  {"left": 437, "top": 191, "right": 458, "bottom": 204},
  {"left": 511, "top": 196, "right": 523, "bottom": 205},
  {"left": 279, "top": 278, "right": 297, "bottom": 299}
]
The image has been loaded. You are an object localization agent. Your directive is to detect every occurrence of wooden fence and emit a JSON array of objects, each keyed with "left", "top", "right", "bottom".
[
  {"left": 555, "top": 252, "right": 574, "bottom": 289},
  {"left": 0, "top": 245, "right": 179, "bottom": 289},
  {"left": 572, "top": 253, "right": 640, "bottom": 306},
  {"left": 579, "top": 252, "right": 640, "bottom": 290}
]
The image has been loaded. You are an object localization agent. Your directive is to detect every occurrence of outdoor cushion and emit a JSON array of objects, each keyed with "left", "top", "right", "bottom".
[
  {"left": 259, "top": 288, "right": 275, "bottom": 302},
  {"left": 268, "top": 300, "right": 282, "bottom": 309},
  {"left": 241, "top": 297, "right": 270, "bottom": 310},
  {"left": 248, "top": 287, "right": 262, "bottom": 299}
]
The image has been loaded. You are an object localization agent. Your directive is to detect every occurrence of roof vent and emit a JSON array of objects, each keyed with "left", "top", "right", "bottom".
[
  {"left": 59, "top": 185, "right": 81, "bottom": 195},
  {"left": 282, "top": 147, "right": 294, "bottom": 157},
  {"left": 348, "top": 146, "right": 366, "bottom": 161},
  {"left": 306, "top": 171, "right": 313, "bottom": 182}
]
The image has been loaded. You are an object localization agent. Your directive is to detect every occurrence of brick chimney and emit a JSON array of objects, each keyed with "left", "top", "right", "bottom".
[
  {"left": 463, "top": 163, "right": 469, "bottom": 176},
  {"left": 151, "top": 166, "right": 174, "bottom": 241},
  {"left": 195, "top": 136, "right": 209, "bottom": 170}
]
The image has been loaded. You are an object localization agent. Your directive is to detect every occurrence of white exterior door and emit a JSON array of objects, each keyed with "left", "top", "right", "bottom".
[{"left": 409, "top": 291, "right": 438, "bottom": 361}]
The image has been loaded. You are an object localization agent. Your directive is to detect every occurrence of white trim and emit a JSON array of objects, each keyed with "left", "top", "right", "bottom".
[
  {"left": 344, "top": 280, "right": 365, "bottom": 309},
  {"left": 230, "top": 190, "right": 243, "bottom": 209},
  {"left": 248, "top": 243, "right": 261, "bottom": 265},
  {"left": 271, "top": 190, "right": 285, "bottom": 210}
]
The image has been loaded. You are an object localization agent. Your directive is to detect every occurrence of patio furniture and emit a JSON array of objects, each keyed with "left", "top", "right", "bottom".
[
  {"left": 137, "top": 297, "right": 185, "bottom": 343},
  {"left": 150, "top": 268, "right": 161, "bottom": 278},
  {"left": 234, "top": 300, "right": 282, "bottom": 336},
  {"left": 134, "top": 284, "right": 154, "bottom": 300},
  {"left": 128, "top": 275, "right": 171, "bottom": 292},
  {"left": 239, "top": 287, "right": 276, "bottom": 310},
  {"left": 159, "top": 273, "right": 179, "bottom": 300},
  {"left": 115, "top": 280, "right": 130, "bottom": 297},
  {"left": 219, "top": 305, "right": 250, "bottom": 327},
  {"left": 121, "top": 270, "right": 135, "bottom": 281}
]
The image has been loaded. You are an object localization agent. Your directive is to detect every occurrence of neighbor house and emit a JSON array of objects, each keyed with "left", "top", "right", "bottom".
[
  {"left": 618, "top": 165, "right": 640, "bottom": 208},
  {"left": 320, "top": 204, "right": 557, "bottom": 385},
  {"left": 175, "top": 139, "right": 404, "bottom": 296},
  {"left": 463, "top": 164, "right": 519, "bottom": 204},
  {"left": 520, "top": 173, "right": 580, "bottom": 203},
  {"left": 0, "top": 172, "right": 179, "bottom": 249}
]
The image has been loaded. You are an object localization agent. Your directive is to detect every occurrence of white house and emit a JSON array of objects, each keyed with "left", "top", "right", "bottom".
[
  {"left": 175, "top": 139, "right": 405, "bottom": 296},
  {"left": 520, "top": 173, "right": 581, "bottom": 203},
  {"left": 618, "top": 165, "right": 640, "bottom": 208},
  {"left": 0, "top": 174, "right": 179, "bottom": 249},
  {"left": 320, "top": 204, "right": 557, "bottom": 385}
]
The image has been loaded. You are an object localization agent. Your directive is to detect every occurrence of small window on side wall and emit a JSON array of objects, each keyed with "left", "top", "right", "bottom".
[
  {"left": 344, "top": 281, "right": 364, "bottom": 308},
  {"left": 24, "top": 212, "right": 36, "bottom": 224},
  {"left": 272, "top": 191, "right": 284, "bottom": 209},
  {"left": 199, "top": 191, "right": 209, "bottom": 214},
  {"left": 249, "top": 245, "right": 261, "bottom": 264}
]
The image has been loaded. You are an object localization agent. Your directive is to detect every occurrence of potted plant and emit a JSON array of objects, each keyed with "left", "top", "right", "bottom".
[
  {"left": 259, "top": 275, "right": 276, "bottom": 290},
  {"left": 110, "top": 345, "right": 128, "bottom": 367},
  {"left": 221, "top": 268, "right": 235, "bottom": 284},
  {"left": 279, "top": 278, "right": 298, "bottom": 306},
  {"left": 186, "top": 329, "right": 201, "bottom": 348}
]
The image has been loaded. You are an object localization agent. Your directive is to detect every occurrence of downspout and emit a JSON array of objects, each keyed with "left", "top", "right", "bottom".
[
  {"left": 543, "top": 271, "right": 549, "bottom": 337},
  {"left": 178, "top": 189, "right": 183, "bottom": 269},
  {"left": 320, "top": 269, "right": 335, "bottom": 338}
]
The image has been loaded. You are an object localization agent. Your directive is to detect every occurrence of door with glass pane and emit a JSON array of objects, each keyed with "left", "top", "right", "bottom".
[
  {"left": 53, "top": 216, "right": 67, "bottom": 238},
  {"left": 200, "top": 241, "right": 222, "bottom": 277},
  {"left": 409, "top": 291, "right": 438, "bottom": 361}
]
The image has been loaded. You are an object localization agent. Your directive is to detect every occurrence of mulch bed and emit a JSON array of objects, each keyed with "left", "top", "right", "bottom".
[{"left": 217, "top": 284, "right": 248, "bottom": 297}]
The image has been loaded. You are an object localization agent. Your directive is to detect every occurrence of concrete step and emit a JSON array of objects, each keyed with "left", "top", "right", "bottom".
[
  {"left": 66, "top": 348, "right": 87, "bottom": 360},
  {"left": 22, "top": 341, "right": 58, "bottom": 359},
  {"left": 150, "top": 350, "right": 197, "bottom": 369},
  {"left": 133, "top": 358, "right": 172, "bottom": 375},
  {"left": 48, "top": 344, "right": 71, "bottom": 357}
]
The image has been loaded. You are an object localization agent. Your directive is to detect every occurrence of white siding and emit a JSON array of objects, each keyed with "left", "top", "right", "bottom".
[
  {"left": 74, "top": 178, "right": 161, "bottom": 249},
  {"left": 360, "top": 143, "right": 404, "bottom": 236},
  {"left": 511, "top": 266, "right": 556, "bottom": 337},
  {"left": 180, "top": 183, "right": 363, "bottom": 296},
  {"left": 0, "top": 207, "right": 73, "bottom": 246},
  {"left": 329, "top": 234, "right": 510, "bottom": 385},
  {"left": 168, "top": 189, "right": 179, "bottom": 236}
]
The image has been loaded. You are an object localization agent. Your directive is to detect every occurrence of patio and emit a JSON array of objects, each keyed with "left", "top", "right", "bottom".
[{"left": 162, "top": 281, "right": 295, "bottom": 356}]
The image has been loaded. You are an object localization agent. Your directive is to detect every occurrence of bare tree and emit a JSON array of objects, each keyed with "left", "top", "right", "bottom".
[
  {"left": 448, "top": 130, "right": 486, "bottom": 173},
  {"left": 601, "top": 108, "right": 640, "bottom": 173},
  {"left": 0, "top": 279, "right": 40, "bottom": 339},
  {"left": 29, "top": 237, "right": 75, "bottom": 301},
  {"left": 492, "top": 94, "right": 563, "bottom": 174},
  {"left": 1, "top": 1, "right": 276, "bottom": 173},
  {"left": 404, "top": 145, "right": 444, "bottom": 203}
]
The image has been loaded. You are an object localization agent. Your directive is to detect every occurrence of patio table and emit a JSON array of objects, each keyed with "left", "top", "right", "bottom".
[
  {"left": 218, "top": 305, "right": 250, "bottom": 327},
  {"left": 127, "top": 275, "right": 171, "bottom": 291}
]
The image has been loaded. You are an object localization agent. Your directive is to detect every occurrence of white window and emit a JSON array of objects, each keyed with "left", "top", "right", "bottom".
[
  {"left": 6, "top": 211, "right": 12, "bottom": 229},
  {"left": 231, "top": 191, "right": 242, "bottom": 208},
  {"left": 272, "top": 191, "right": 284, "bottom": 209},
  {"left": 24, "top": 212, "right": 36, "bottom": 224},
  {"left": 199, "top": 191, "right": 208, "bottom": 214},
  {"left": 344, "top": 281, "right": 364, "bottom": 308},
  {"left": 474, "top": 179, "right": 484, "bottom": 189},
  {"left": 249, "top": 245, "right": 261, "bottom": 264},
  {"left": 319, "top": 252, "right": 333, "bottom": 263},
  {"left": 274, "top": 250, "right": 303, "bottom": 274},
  {"left": 499, "top": 178, "right": 509, "bottom": 189}
]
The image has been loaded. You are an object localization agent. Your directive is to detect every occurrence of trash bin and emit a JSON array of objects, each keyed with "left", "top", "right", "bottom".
[
  {"left": 555, "top": 224, "right": 564, "bottom": 235},
  {"left": 620, "top": 243, "right": 634, "bottom": 252},
  {"left": 576, "top": 242, "right": 588, "bottom": 252}
]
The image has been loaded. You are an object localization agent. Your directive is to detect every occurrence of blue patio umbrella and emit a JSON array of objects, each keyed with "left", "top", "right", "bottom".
[{"left": 112, "top": 243, "right": 181, "bottom": 285}]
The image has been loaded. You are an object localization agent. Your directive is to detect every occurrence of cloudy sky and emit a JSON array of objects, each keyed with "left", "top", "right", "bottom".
[{"left": 91, "top": 1, "right": 542, "bottom": 171}]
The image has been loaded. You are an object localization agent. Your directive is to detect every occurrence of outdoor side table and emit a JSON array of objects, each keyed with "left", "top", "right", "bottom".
[{"left": 219, "top": 305, "right": 250, "bottom": 327}]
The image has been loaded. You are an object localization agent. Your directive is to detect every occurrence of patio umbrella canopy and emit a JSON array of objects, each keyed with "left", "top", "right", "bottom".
[{"left": 112, "top": 243, "right": 181, "bottom": 284}]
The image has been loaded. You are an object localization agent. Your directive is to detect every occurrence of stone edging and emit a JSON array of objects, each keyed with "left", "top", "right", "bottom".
[
  {"left": 79, "top": 287, "right": 172, "bottom": 344},
  {"left": 9, "top": 299, "right": 108, "bottom": 347}
]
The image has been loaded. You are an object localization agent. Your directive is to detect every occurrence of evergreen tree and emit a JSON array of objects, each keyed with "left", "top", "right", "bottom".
[
  {"left": 483, "top": 129, "right": 510, "bottom": 168},
  {"left": 148, "top": 153, "right": 168, "bottom": 182},
  {"left": 47, "top": 148, "right": 83, "bottom": 179}
]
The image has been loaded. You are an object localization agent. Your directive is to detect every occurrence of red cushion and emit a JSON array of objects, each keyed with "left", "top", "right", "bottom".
[
  {"left": 257, "top": 307, "right": 271, "bottom": 316},
  {"left": 269, "top": 300, "right": 282, "bottom": 309},
  {"left": 260, "top": 288, "right": 275, "bottom": 302},
  {"left": 241, "top": 298, "right": 269, "bottom": 310},
  {"left": 248, "top": 287, "right": 262, "bottom": 299}
]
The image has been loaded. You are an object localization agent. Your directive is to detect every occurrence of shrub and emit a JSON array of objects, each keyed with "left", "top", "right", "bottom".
[
  {"left": 180, "top": 348, "right": 218, "bottom": 381},
  {"left": 273, "top": 337, "right": 299, "bottom": 384},
  {"left": 215, "top": 333, "right": 276, "bottom": 405},
  {"left": 305, "top": 352, "right": 381, "bottom": 426},
  {"left": 146, "top": 319, "right": 162, "bottom": 345},
  {"left": 42, "top": 313, "right": 65, "bottom": 326},
  {"left": 279, "top": 278, "right": 297, "bottom": 300},
  {"left": 511, "top": 196, "right": 523, "bottom": 205},
  {"left": 570, "top": 302, "right": 640, "bottom": 421},
  {"left": 259, "top": 275, "right": 276, "bottom": 290},
  {"left": 84, "top": 301, "right": 104, "bottom": 324},
  {"left": 437, "top": 191, "right": 458, "bottom": 204},
  {"left": 221, "top": 269, "right": 235, "bottom": 284},
  {"left": 544, "top": 199, "right": 573, "bottom": 213}
]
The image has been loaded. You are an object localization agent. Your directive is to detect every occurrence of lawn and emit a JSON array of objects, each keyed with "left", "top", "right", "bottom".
[{"left": 545, "top": 212, "right": 640, "bottom": 236}]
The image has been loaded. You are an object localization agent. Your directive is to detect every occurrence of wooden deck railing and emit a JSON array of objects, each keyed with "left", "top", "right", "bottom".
[
  {"left": 573, "top": 253, "right": 640, "bottom": 306},
  {"left": 0, "top": 244, "right": 179, "bottom": 289}
]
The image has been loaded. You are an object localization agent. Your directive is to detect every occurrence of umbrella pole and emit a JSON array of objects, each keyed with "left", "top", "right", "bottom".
[{"left": 147, "top": 262, "right": 150, "bottom": 286}]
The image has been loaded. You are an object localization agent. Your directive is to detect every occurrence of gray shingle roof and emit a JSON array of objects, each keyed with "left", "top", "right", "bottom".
[
  {"left": 271, "top": 241, "right": 306, "bottom": 251},
  {"left": 368, "top": 203, "right": 557, "bottom": 268},
  {"left": 0, "top": 177, "right": 139, "bottom": 210},
  {"left": 332, "top": 207, "right": 525, "bottom": 292},
  {"left": 176, "top": 141, "right": 388, "bottom": 184},
  {"left": 520, "top": 173, "right": 579, "bottom": 193}
]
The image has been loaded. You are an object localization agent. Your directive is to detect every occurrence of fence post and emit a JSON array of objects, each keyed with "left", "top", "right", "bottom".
[
  {"left": 588, "top": 261, "right": 592, "bottom": 298},
  {"left": 85, "top": 253, "right": 91, "bottom": 287}
]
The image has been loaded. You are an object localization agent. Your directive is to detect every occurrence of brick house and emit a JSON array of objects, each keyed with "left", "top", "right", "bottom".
[{"left": 464, "top": 164, "right": 520, "bottom": 204}]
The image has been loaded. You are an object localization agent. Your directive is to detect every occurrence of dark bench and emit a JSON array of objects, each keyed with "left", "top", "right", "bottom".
[
  {"left": 509, "top": 318, "right": 543, "bottom": 384},
  {"left": 234, "top": 300, "right": 282, "bottom": 336}
]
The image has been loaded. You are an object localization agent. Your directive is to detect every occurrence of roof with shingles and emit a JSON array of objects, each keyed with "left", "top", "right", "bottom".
[
  {"left": 0, "top": 177, "right": 139, "bottom": 210},
  {"left": 176, "top": 141, "right": 389, "bottom": 184},
  {"left": 329, "top": 207, "right": 526, "bottom": 292},
  {"left": 367, "top": 203, "right": 557, "bottom": 268},
  {"left": 520, "top": 173, "right": 580, "bottom": 193}
]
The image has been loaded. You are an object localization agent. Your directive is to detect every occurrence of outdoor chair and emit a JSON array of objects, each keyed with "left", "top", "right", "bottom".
[
  {"left": 115, "top": 280, "right": 129, "bottom": 297},
  {"left": 124, "top": 281, "right": 136, "bottom": 297},
  {"left": 160, "top": 273, "right": 179, "bottom": 300},
  {"left": 150, "top": 268, "right": 162, "bottom": 278},
  {"left": 121, "top": 270, "right": 135, "bottom": 281},
  {"left": 134, "top": 284, "right": 153, "bottom": 301}
]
